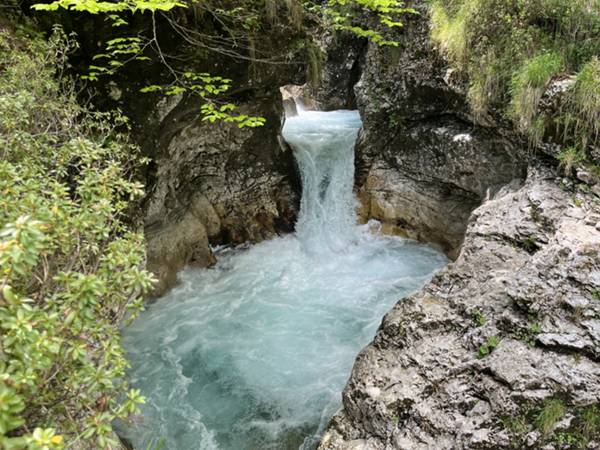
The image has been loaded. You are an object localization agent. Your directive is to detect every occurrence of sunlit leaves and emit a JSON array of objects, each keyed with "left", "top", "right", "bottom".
[
  {"left": 200, "top": 102, "right": 266, "bottom": 127},
  {"left": 32, "top": 0, "right": 185, "bottom": 13},
  {"left": 83, "top": 37, "right": 147, "bottom": 80},
  {"left": 322, "top": 0, "right": 416, "bottom": 46},
  {"left": 140, "top": 72, "right": 265, "bottom": 127}
]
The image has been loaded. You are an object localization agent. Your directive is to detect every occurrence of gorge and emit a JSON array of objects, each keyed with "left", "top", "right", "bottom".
[
  {"left": 116, "top": 109, "right": 447, "bottom": 450},
  {"left": 1, "top": 1, "right": 599, "bottom": 449}
]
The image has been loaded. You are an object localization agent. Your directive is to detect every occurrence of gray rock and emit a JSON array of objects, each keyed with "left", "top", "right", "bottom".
[
  {"left": 143, "top": 93, "right": 300, "bottom": 295},
  {"left": 348, "top": 1, "right": 526, "bottom": 258},
  {"left": 318, "top": 167, "right": 600, "bottom": 450}
]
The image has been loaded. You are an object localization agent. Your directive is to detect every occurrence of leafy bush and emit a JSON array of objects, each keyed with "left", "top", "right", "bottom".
[
  {"left": 429, "top": 0, "right": 600, "bottom": 153},
  {"left": 323, "top": 0, "right": 418, "bottom": 46},
  {"left": 0, "top": 26, "right": 154, "bottom": 449}
]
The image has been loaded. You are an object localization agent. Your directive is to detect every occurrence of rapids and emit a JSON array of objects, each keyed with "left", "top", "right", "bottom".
[{"left": 118, "top": 109, "right": 447, "bottom": 450}]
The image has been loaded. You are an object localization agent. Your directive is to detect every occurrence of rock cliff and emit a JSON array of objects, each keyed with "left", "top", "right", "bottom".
[
  {"left": 142, "top": 90, "right": 300, "bottom": 295},
  {"left": 85, "top": 13, "right": 310, "bottom": 296},
  {"left": 312, "top": 2, "right": 527, "bottom": 258},
  {"left": 352, "top": 3, "right": 530, "bottom": 258},
  {"left": 319, "top": 166, "right": 600, "bottom": 449},
  {"left": 313, "top": 1, "right": 600, "bottom": 448}
]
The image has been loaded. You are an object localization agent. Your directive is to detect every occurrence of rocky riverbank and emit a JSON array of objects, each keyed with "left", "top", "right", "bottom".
[
  {"left": 319, "top": 165, "right": 600, "bottom": 449},
  {"left": 311, "top": 0, "right": 600, "bottom": 448},
  {"left": 89, "top": 0, "right": 600, "bottom": 444}
]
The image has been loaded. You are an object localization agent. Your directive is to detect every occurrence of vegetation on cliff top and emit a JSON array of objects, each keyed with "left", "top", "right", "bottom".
[
  {"left": 430, "top": 0, "right": 600, "bottom": 161},
  {"left": 24, "top": 0, "right": 414, "bottom": 127}
]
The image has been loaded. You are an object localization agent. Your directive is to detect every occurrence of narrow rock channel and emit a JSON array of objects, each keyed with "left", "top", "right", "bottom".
[{"left": 117, "top": 109, "right": 448, "bottom": 449}]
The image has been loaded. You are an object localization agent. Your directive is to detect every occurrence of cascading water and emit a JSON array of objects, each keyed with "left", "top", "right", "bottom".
[
  {"left": 118, "top": 109, "right": 448, "bottom": 450},
  {"left": 287, "top": 111, "right": 361, "bottom": 254}
]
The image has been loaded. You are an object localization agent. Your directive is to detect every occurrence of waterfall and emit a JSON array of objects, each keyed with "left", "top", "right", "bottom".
[
  {"left": 282, "top": 110, "right": 362, "bottom": 254},
  {"left": 117, "top": 110, "right": 448, "bottom": 450}
]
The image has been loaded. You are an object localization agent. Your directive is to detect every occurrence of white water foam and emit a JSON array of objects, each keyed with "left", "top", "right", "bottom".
[{"left": 118, "top": 110, "right": 448, "bottom": 450}]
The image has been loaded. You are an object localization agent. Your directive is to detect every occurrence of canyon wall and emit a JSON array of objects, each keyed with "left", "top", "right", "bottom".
[
  {"left": 86, "top": 13, "right": 310, "bottom": 296},
  {"left": 313, "top": 1, "right": 600, "bottom": 448},
  {"left": 312, "top": 3, "right": 527, "bottom": 258}
]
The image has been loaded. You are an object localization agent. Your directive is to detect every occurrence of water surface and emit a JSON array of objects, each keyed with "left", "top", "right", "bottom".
[{"left": 119, "top": 110, "right": 447, "bottom": 450}]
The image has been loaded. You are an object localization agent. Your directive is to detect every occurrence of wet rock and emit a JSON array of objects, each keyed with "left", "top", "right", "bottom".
[
  {"left": 305, "top": 31, "right": 366, "bottom": 111},
  {"left": 143, "top": 92, "right": 300, "bottom": 295},
  {"left": 312, "top": 1, "right": 600, "bottom": 448},
  {"left": 356, "top": 120, "right": 524, "bottom": 257},
  {"left": 73, "top": 12, "right": 309, "bottom": 296}
]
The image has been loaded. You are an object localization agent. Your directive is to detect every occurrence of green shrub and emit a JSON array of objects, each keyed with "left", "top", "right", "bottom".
[
  {"left": 476, "top": 335, "right": 500, "bottom": 358},
  {"left": 0, "top": 26, "right": 154, "bottom": 449},
  {"left": 471, "top": 309, "right": 486, "bottom": 327}
]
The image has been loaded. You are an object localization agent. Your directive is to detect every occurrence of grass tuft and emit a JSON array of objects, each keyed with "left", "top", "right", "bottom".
[
  {"left": 430, "top": 0, "right": 470, "bottom": 70},
  {"left": 536, "top": 399, "right": 566, "bottom": 436},
  {"left": 429, "top": 0, "right": 600, "bottom": 154},
  {"left": 557, "top": 146, "right": 586, "bottom": 174},
  {"left": 565, "top": 57, "right": 600, "bottom": 149},
  {"left": 509, "top": 52, "right": 564, "bottom": 141},
  {"left": 306, "top": 40, "right": 323, "bottom": 88}
]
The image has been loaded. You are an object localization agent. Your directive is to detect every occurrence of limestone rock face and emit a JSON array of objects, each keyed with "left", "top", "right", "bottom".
[
  {"left": 356, "top": 120, "right": 523, "bottom": 257},
  {"left": 319, "top": 166, "right": 600, "bottom": 450},
  {"left": 351, "top": 1, "right": 526, "bottom": 257},
  {"left": 143, "top": 92, "right": 299, "bottom": 296},
  {"left": 72, "top": 13, "right": 308, "bottom": 297},
  {"left": 306, "top": 32, "right": 366, "bottom": 111},
  {"left": 310, "top": 3, "right": 600, "bottom": 446}
]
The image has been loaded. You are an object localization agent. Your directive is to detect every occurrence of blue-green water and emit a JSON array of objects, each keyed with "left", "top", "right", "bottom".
[{"left": 119, "top": 110, "right": 447, "bottom": 450}]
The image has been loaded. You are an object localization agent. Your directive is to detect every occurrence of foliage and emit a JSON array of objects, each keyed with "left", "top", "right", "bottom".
[
  {"left": 563, "top": 57, "right": 600, "bottom": 150},
  {"left": 429, "top": 0, "right": 600, "bottom": 154},
  {"left": 28, "top": 0, "right": 415, "bottom": 128},
  {"left": 471, "top": 309, "right": 486, "bottom": 327},
  {"left": 321, "top": 0, "right": 417, "bottom": 46},
  {"left": 501, "top": 413, "right": 530, "bottom": 436},
  {"left": 0, "top": 27, "right": 154, "bottom": 449},
  {"left": 31, "top": 0, "right": 185, "bottom": 13},
  {"left": 509, "top": 52, "right": 563, "bottom": 143},
  {"left": 580, "top": 405, "right": 600, "bottom": 440},
  {"left": 512, "top": 318, "right": 541, "bottom": 346},
  {"left": 502, "top": 400, "right": 600, "bottom": 448},
  {"left": 558, "top": 146, "right": 586, "bottom": 174},
  {"left": 430, "top": 0, "right": 471, "bottom": 68},
  {"left": 476, "top": 335, "right": 500, "bottom": 358},
  {"left": 141, "top": 73, "right": 266, "bottom": 128},
  {"left": 31, "top": 0, "right": 268, "bottom": 127}
]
